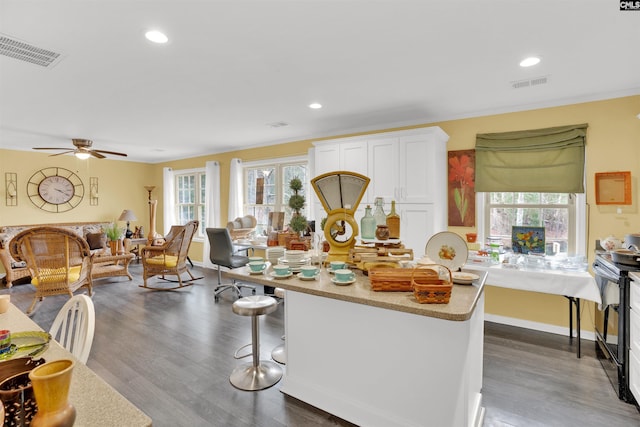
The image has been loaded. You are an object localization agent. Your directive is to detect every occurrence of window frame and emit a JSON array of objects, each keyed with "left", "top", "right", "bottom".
[
  {"left": 477, "top": 192, "right": 587, "bottom": 257},
  {"left": 242, "top": 156, "right": 309, "bottom": 235},
  {"left": 173, "top": 167, "right": 206, "bottom": 240}
]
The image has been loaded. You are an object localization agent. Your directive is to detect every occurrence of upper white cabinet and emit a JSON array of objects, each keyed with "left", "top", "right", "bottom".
[{"left": 312, "top": 127, "right": 450, "bottom": 252}]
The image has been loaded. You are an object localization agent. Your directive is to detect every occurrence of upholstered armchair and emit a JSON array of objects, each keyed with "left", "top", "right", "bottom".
[
  {"left": 10, "top": 227, "right": 93, "bottom": 315},
  {"left": 140, "top": 220, "right": 201, "bottom": 289}
]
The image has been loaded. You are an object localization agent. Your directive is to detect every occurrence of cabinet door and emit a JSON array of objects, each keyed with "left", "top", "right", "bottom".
[
  {"left": 315, "top": 143, "right": 340, "bottom": 176},
  {"left": 340, "top": 140, "right": 369, "bottom": 205},
  {"left": 367, "top": 137, "right": 398, "bottom": 205},
  {"left": 397, "top": 203, "right": 440, "bottom": 257},
  {"left": 398, "top": 134, "right": 446, "bottom": 204}
]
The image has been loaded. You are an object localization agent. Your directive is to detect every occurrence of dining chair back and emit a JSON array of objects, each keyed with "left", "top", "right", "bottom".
[
  {"left": 206, "top": 228, "right": 255, "bottom": 301},
  {"left": 10, "top": 226, "right": 93, "bottom": 315},
  {"left": 49, "top": 294, "right": 95, "bottom": 364}
]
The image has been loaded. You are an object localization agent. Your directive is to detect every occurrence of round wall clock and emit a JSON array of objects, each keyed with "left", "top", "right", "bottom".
[{"left": 27, "top": 167, "right": 85, "bottom": 212}]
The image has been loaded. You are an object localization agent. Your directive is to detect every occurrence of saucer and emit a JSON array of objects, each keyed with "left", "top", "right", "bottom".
[
  {"left": 270, "top": 271, "right": 293, "bottom": 279},
  {"left": 451, "top": 272, "right": 479, "bottom": 285},
  {"left": 248, "top": 268, "right": 266, "bottom": 275},
  {"left": 297, "top": 272, "right": 318, "bottom": 281},
  {"left": 331, "top": 277, "right": 355, "bottom": 286}
]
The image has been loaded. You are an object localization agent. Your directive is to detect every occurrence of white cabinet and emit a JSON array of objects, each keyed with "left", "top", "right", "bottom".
[
  {"left": 630, "top": 279, "right": 640, "bottom": 402},
  {"left": 312, "top": 127, "right": 449, "bottom": 254}
]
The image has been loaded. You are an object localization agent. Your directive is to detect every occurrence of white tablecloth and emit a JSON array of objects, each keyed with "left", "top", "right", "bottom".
[{"left": 464, "top": 263, "right": 601, "bottom": 304}]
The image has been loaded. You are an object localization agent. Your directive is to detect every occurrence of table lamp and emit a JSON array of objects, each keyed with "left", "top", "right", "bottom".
[{"left": 118, "top": 209, "right": 137, "bottom": 238}]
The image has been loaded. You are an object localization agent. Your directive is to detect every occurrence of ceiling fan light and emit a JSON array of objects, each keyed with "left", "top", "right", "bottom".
[{"left": 75, "top": 151, "right": 91, "bottom": 160}]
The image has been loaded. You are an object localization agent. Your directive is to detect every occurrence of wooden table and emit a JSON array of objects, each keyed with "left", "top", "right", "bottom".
[
  {"left": 1, "top": 303, "right": 152, "bottom": 427},
  {"left": 227, "top": 265, "right": 487, "bottom": 427}
]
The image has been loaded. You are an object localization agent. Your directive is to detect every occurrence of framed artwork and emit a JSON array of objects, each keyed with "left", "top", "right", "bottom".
[
  {"left": 595, "top": 171, "right": 631, "bottom": 205},
  {"left": 448, "top": 149, "right": 476, "bottom": 226},
  {"left": 512, "top": 226, "right": 545, "bottom": 254}
]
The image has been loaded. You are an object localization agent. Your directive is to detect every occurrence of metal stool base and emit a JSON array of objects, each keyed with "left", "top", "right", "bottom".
[
  {"left": 271, "top": 343, "right": 286, "bottom": 365},
  {"left": 230, "top": 360, "right": 283, "bottom": 391}
]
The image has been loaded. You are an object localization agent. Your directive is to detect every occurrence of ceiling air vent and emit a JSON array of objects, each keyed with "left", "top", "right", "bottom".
[
  {"left": 511, "top": 75, "right": 550, "bottom": 89},
  {"left": 0, "top": 34, "right": 62, "bottom": 67},
  {"left": 267, "top": 121, "right": 289, "bottom": 128}
]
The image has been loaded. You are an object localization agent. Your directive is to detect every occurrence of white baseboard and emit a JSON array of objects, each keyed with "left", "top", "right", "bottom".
[{"left": 485, "top": 313, "right": 597, "bottom": 342}]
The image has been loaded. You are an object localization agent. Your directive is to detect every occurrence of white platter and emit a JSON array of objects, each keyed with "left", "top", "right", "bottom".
[
  {"left": 425, "top": 231, "right": 468, "bottom": 271},
  {"left": 451, "top": 272, "right": 479, "bottom": 285}
]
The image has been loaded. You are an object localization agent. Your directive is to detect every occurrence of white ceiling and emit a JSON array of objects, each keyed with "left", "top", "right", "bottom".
[{"left": 1, "top": 0, "right": 639, "bottom": 164}]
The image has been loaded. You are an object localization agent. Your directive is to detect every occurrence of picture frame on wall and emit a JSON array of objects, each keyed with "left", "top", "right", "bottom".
[{"left": 447, "top": 149, "right": 476, "bottom": 227}]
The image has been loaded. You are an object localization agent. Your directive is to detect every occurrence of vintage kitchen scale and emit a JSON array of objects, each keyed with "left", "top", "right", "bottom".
[{"left": 311, "top": 171, "right": 370, "bottom": 264}]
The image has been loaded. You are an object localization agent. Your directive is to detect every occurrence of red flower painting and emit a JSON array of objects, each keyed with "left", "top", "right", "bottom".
[{"left": 448, "top": 150, "right": 476, "bottom": 226}]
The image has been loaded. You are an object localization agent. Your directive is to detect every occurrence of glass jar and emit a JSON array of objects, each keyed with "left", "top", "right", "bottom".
[
  {"left": 360, "top": 205, "right": 376, "bottom": 239},
  {"left": 373, "top": 197, "right": 386, "bottom": 226},
  {"left": 376, "top": 224, "right": 390, "bottom": 240}
]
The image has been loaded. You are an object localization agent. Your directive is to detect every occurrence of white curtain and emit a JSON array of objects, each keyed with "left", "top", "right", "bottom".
[
  {"left": 228, "top": 158, "right": 243, "bottom": 221},
  {"left": 202, "top": 161, "right": 220, "bottom": 268},
  {"left": 163, "top": 167, "right": 176, "bottom": 235}
]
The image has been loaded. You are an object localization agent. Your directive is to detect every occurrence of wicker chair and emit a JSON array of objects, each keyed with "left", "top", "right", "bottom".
[
  {"left": 140, "top": 220, "right": 201, "bottom": 289},
  {"left": 10, "top": 227, "right": 93, "bottom": 315}
]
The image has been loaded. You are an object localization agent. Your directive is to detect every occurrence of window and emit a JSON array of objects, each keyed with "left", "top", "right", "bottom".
[
  {"left": 481, "top": 192, "right": 586, "bottom": 256},
  {"left": 175, "top": 170, "right": 206, "bottom": 238},
  {"left": 243, "top": 158, "right": 308, "bottom": 235}
]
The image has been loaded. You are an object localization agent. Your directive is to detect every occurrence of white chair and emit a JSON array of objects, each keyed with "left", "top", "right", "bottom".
[{"left": 49, "top": 294, "right": 95, "bottom": 364}]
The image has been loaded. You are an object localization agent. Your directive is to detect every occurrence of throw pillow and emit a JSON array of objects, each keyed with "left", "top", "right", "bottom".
[{"left": 86, "top": 232, "right": 107, "bottom": 250}]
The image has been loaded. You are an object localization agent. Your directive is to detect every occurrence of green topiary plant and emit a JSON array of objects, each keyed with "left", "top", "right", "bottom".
[{"left": 288, "top": 177, "right": 308, "bottom": 236}]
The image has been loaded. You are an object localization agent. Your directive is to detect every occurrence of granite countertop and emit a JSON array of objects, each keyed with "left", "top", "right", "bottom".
[
  {"left": 226, "top": 265, "right": 486, "bottom": 321},
  {"left": 2, "top": 304, "right": 152, "bottom": 427}
]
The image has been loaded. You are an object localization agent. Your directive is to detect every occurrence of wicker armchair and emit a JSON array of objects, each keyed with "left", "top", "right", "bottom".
[
  {"left": 10, "top": 227, "right": 93, "bottom": 315},
  {"left": 140, "top": 220, "right": 201, "bottom": 289}
]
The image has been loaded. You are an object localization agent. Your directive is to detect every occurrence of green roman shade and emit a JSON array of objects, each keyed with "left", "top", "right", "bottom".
[{"left": 475, "top": 123, "right": 588, "bottom": 193}]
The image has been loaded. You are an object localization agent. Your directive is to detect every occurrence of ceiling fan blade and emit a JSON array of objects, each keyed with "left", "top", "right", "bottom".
[
  {"left": 89, "top": 151, "right": 106, "bottom": 159},
  {"left": 33, "top": 147, "right": 70, "bottom": 150},
  {"left": 49, "top": 151, "right": 75, "bottom": 157},
  {"left": 92, "top": 149, "right": 127, "bottom": 157}
]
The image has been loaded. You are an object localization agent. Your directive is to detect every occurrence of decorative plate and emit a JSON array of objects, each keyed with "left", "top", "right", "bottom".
[
  {"left": 331, "top": 277, "right": 356, "bottom": 286},
  {"left": 425, "top": 232, "right": 469, "bottom": 271},
  {"left": 0, "top": 331, "right": 50, "bottom": 361},
  {"left": 296, "top": 272, "right": 318, "bottom": 281},
  {"left": 451, "top": 272, "right": 479, "bottom": 285}
]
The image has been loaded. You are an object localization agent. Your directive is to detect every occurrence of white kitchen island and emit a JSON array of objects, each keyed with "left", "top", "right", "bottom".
[{"left": 227, "top": 266, "right": 486, "bottom": 427}]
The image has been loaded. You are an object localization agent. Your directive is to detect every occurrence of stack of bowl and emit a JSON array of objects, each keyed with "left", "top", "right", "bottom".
[{"left": 279, "top": 250, "right": 310, "bottom": 272}]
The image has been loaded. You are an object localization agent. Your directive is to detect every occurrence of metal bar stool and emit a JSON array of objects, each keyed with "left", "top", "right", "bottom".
[
  {"left": 231, "top": 295, "right": 282, "bottom": 390},
  {"left": 271, "top": 287, "right": 286, "bottom": 365}
]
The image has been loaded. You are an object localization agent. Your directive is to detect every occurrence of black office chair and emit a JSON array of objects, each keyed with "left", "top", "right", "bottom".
[{"left": 206, "top": 228, "right": 256, "bottom": 302}]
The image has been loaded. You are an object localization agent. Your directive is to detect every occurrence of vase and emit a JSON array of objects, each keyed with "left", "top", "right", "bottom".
[
  {"left": 28, "top": 359, "right": 76, "bottom": 427},
  {"left": 109, "top": 240, "right": 118, "bottom": 255}
]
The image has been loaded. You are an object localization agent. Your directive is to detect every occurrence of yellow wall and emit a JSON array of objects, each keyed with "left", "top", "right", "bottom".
[{"left": 2, "top": 95, "right": 640, "bottom": 332}]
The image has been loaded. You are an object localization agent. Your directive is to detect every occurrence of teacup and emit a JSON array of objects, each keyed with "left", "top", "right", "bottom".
[
  {"left": 248, "top": 261, "right": 266, "bottom": 273},
  {"left": 300, "top": 265, "right": 319, "bottom": 278},
  {"left": 330, "top": 261, "right": 345, "bottom": 271},
  {"left": 273, "top": 264, "right": 290, "bottom": 276},
  {"left": 0, "top": 294, "right": 9, "bottom": 314},
  {"left": 334, "top": 269, "right": 355, "bottom": 283},
  {"left": 248, "top": 256, "right": 264, "bottom": 263}
]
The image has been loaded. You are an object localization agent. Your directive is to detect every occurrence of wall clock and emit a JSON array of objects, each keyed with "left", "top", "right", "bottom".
[{"left": 27, "top": 167, "right": 85, "bottom": 212}]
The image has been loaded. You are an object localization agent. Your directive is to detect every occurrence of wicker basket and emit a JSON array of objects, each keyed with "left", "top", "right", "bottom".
[
  {"left": 411, "top": 264, "right": 452, "bottom": 304},
  {"left": 370, "top": 267, "right": 438, "bottom": 292}
]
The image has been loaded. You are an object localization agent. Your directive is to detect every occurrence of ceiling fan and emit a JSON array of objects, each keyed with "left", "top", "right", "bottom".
[{"left": 33, "top": 139, "right": 127, "bottom": 159}]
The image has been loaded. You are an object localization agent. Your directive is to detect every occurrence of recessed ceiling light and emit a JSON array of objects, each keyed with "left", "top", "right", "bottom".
[
  {"left": 520, "top": 57, "right": 540, "bottom": 67},
  {"left": 145, "top": 31, "right": 168, "bottom": 44},
  {"left": 309, "top": 103, "right": 322, "bottom": 109}
]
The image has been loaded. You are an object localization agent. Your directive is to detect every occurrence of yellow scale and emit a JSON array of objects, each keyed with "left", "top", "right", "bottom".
[{"left": 311, "top": 171, "right": 370, "bottom": 264}]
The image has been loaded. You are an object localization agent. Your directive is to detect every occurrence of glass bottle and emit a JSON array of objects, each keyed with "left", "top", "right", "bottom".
[
  {"left": 386, "top": 200, "right": 400, "bottom": 239},
  {"left": 373, "top": 197, "right": 386, "bottom": 226},
  {"left": 360, "top": 205, "right": 376, "bottom": 239}
]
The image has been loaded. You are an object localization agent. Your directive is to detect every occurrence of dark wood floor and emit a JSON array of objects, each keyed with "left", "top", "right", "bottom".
[{"left": 3, "top": 264, "right": 640, "bottom": 427}]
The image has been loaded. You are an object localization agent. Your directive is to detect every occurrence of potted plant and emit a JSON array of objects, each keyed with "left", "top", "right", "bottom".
[
  {"left": 104, "top": 222, "right": 124, "bottom": 255},
  {"left": 287, "top": 177, "right": 309, "bottom": 249}
]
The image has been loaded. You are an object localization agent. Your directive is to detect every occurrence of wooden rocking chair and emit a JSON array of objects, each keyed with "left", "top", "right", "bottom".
[
  {"left": 10, "top": 227, "right": 93, "bottom": 315},
  {"left": 140, "top": 220, "right": 201, "bottom": 289}
]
